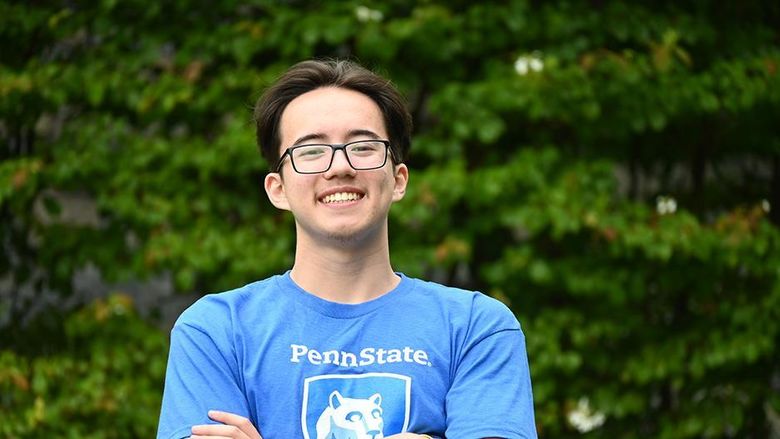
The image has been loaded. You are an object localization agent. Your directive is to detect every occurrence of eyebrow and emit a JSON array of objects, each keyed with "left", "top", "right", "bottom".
[{"left": 292, "top": 129, "right": 382, "bottom": 146}]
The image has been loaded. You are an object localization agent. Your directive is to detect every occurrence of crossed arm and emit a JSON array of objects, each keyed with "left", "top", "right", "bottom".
[{"left": 188, "top": 410, "right": 433, "bottom": 439}]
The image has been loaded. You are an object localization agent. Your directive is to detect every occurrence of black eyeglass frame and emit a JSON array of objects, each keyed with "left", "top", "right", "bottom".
[{"left": 274, "top": 139, "right": 391, "bottom": 174}]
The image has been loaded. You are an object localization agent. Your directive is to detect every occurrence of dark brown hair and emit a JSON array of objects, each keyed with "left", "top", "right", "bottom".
[{"left": 253, "top": 59, "right": 412, "bottom": 170}]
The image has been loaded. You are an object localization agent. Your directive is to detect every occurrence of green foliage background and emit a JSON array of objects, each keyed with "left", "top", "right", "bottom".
[{"left": 2, "top": 1, "right": 780, "bottom": 437}]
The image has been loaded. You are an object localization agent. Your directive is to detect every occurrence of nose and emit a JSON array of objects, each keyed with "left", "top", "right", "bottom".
[
  {"left": 323, "top": 148, "right": 356, "bottom": 178},
  {"left": 367, "top": 430, "right": 381, "bottom": 439}
]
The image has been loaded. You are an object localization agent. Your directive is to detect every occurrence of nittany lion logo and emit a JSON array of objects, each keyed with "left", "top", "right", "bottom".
[
  {"left": 301, "top": 373, "right": 411, "bottom": 439},
  {"left": 315, "top": 391, "right": 384, "bottom": 439}
]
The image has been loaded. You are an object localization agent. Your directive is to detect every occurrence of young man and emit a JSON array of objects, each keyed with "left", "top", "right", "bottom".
[{"left": 157, "top": 59, "right": 537, "bottom": 439}]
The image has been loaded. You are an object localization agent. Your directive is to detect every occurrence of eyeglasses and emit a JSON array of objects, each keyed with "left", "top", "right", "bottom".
[{"left": 275, "top": 140, "right": 391, "bottom": 174}]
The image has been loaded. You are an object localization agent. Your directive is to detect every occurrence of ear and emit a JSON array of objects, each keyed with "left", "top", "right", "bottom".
[
  {"left": 391, "top": 163, "right": 409, "bottom": 202},
  {"left": 329, "top": 390, "right": 344, "bottom": 409},
  {"left": 264, "top": 172, "right": 291, "bottom": 211},
  {"left": 369, "top": 393, "right": 382, "bottom": 407}
]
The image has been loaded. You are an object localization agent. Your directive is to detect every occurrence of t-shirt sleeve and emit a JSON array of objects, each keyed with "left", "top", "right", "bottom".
[
  {"left": 444, "top": 296, "right": 537, "bottom": 439},
  {"left": 156, "top": 314, "right": 251, "bottom": 439}
]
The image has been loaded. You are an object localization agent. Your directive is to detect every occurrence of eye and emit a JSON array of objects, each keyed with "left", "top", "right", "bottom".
[
  {"left": 346, "top": 411, "right": 363, "bottom": 422},
  {"left": 294, "top": 146, "right": 328, "bottom": 159},
  {"left": 372, "top": 409, "right": 382, "bottom": 419},
  {"left": 348, "top": 141, "right": 381, "bottom": 154}
]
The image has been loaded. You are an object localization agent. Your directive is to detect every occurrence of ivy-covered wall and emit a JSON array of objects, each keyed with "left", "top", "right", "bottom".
[{"left": 2, "top": 1, "right": 779, "bottom": 437}]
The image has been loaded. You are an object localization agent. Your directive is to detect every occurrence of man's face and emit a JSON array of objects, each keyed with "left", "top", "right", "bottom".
[{"left": 264, "top": 86, "right": 408, "bottom": 246}]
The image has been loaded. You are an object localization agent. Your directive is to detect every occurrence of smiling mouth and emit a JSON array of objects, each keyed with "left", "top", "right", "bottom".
[{"left": 321, "top": 192, "right": 364, "bottom": 204}]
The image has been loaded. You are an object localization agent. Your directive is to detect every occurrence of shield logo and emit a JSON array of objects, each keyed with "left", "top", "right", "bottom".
[{"left": 301, "top": 373, "right": 412, "bottom": 439}]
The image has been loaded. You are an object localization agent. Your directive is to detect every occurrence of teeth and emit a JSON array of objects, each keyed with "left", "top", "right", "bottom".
[{"left": 323, "top": 192, "right": 361, "bottom": 204}]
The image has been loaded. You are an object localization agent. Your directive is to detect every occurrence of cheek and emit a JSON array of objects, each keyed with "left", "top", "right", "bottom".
[
  {"left": 376, "top": 173, "right": 397, "bottom": 195},
  {"left": 284, "top": 176, "right": 318, "bottom": 203}
]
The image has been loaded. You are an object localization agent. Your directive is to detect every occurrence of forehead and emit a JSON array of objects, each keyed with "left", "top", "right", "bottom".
[{"left": 279, "top": 87, "right": 386, "bottom": 147}]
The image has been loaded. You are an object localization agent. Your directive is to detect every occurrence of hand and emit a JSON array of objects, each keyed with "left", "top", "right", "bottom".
[
  {"left": 385, "top": 434, "right": 433, "bottom": 439},
  {"left": 190, "top": 410, "right": 263, "bottom": 439}
]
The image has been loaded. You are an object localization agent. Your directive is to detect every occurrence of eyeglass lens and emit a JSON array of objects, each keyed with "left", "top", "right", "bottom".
[{"left": 291, "top": 141, "right": 387, "bottom": 173}]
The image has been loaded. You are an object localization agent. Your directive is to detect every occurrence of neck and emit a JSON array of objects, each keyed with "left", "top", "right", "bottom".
[{"left": 289, "top": 225, "right": 399, "bottom": 304}]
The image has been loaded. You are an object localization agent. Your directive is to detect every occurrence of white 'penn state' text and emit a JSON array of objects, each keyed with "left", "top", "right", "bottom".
[{"left": 290, "top": 344, "right": 432, "bottom": 367}]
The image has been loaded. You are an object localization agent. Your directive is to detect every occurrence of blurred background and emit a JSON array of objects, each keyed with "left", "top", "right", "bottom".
[{"left": 2, "top": 1, "right": 779, "bottom": 437}]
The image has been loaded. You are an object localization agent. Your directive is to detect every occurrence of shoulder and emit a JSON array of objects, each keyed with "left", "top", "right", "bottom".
[
  {"left": 174, "top": 275, "right": 280, "bottom": 331},
  {"left": 405, "top": 276, "right": 521, "bottom": 333}
]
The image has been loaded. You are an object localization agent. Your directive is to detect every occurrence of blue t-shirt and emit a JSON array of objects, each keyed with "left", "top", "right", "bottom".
[{"left": 157, "top": 272, "right": 537, "bottom": 439}]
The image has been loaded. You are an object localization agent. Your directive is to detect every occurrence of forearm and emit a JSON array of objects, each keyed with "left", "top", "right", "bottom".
[{"left": 385, "top": 434, "right": 435, "bottom": 439}]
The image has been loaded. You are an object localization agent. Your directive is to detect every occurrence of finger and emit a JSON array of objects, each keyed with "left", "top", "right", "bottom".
[
  {"left": 191, "top": 423, "right": 247, "bottom": 438},
  {"left": 207, "top": 410, "right": 262, "bottom": 438}
]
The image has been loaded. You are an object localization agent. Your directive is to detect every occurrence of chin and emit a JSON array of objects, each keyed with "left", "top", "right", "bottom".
[
  {"left": 325, "top": 232, "right": 361, "bottom": 245},
  {"left": 324, "top": 222, "right": 383, "bottom": 245}
]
